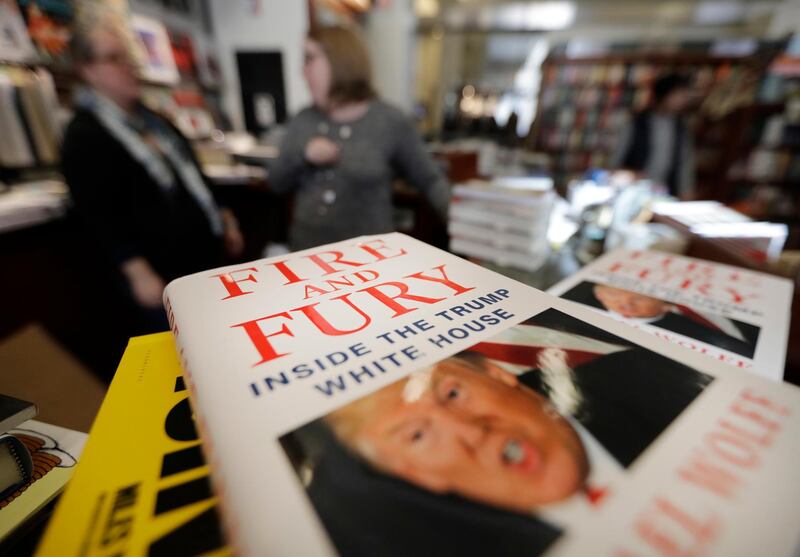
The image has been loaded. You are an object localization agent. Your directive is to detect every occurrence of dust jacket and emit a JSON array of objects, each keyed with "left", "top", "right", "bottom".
[
  {"left": 548, "top": 248, "right": 793, "bottom": 380},
  {"left": 163, "top": 233, "right": 800, "bottom": 556}
]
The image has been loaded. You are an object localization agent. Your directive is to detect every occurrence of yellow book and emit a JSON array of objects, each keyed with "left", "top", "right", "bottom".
[{"left": 36, "top": 333, "right": 229, "bottom": 556}]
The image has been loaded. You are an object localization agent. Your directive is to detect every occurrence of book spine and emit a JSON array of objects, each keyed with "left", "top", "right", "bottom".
[{"left": 164, "top": 293, "right": 239, "bottom": 553}]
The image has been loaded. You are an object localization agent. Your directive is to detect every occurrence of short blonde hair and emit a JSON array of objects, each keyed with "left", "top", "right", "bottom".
[{"left": 324, "top": 354, "right": 489, "bottom": 453}]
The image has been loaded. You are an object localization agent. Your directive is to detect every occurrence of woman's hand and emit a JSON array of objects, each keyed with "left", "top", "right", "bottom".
[
  {"left": 122, "top": 257, "right": 166, "bottom": 309},
  {"left": 221, "top": 208, "right": 245, "bottom": 259},
  {"left": 304, "top": 136, "right": 340, "bottom": 166}
]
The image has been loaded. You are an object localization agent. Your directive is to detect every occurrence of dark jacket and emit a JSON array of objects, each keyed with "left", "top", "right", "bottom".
[
  {"left": 295, "top": 423, "right": 562, "bottom": 557},
  {"left": 559, "top": 281, "right": 760, "bottom": 360},
  {"left": 620, "top": 110, "right": 687, "bottom": 196},
  {"left": 517, "top": 308, "right": 713, "bottom": 468},
  {"left": 653, "top": 312, "right": 759, "bottom": 359},
  {"left": 61, "top": 106, "right": 223, "bottom": 282},
  {"left": 519, "top": 347, "right": 713, "bottom": 468}
]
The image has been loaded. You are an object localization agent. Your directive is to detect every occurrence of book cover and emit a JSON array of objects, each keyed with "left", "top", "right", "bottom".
[
  {"left": 130, "top": 14, "right": 179, "bottom": 85},
  {"left": 548, "top": 249, "right": 793, "bottom": 380},
  {"left": 164, "top": 233, "right": 800, "bottom": 555},
  {"left": 35, "top": 333, "right": 228, "bottom": 557},
  {"left": 0, "top": 421, "right": 86, "bottom": 541}
]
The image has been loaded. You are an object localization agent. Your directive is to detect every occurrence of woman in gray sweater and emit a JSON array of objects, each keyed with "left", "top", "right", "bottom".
[{"left": 269, "top": 26, "right": 450, "bottom": 251}]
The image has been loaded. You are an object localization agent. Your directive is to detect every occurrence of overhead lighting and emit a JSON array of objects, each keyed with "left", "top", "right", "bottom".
[
  {"left": 415, "top": 0, "right": 439, "bottom": 19},
  {"left": 693, "top": 1, "right": 745, "bottom": 25},
  {"left": 494, "top": 2, "right": 576, "bottom": 31},
  {"left": 341, "top": 0, "right": 371, "bottom": 13}
]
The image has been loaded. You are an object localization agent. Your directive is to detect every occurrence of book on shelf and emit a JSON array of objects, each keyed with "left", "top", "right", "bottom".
[
  {"left": 36, "top": 333, "right": 227, "bottom": 556},
  {"left": 0, "top": 0, "right": 37, "bottom": 64},
  {"left": 548, "top": 248, "right": 792, "bottom": 380},
  {"left": 1, "top": 420, "right": 86, "bottom": 542},
  {"left": 156, "top": 232, "right": 800, "bottom": 556}
]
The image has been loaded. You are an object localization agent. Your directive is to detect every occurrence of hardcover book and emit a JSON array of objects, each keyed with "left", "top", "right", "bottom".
[
  {"left": 163, "top": 233, "right": 800, "bottom": 556},
  {"left": 548, "top": 249, "right": 792, "bottom": 380},
  {"left": 449, "top": 179, "right": 554, "bottom": 272},
  {"left": 36, "top": 334, "right": 227, "bottom": 556}
]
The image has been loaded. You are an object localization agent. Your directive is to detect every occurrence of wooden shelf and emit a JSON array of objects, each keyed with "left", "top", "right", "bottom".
[
  {"left": 531, "top": 43, "right": 787, "bottom": 191},
  {"left": 728, "top": 177, "right": 799, "bottom": 189},
  {"left": 544, "top": 53, "right": 772, "bottom": 66}
]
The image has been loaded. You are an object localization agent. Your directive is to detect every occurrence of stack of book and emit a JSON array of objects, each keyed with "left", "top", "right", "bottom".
[
  {"left": 34, "top": 233, "right": 800, "bottom": 556},
  {"left": 0, "top": 395, "right": 86, "bottom": 546},
  {"left": 0, "top": 66, "right": 61, "bottom": 168},
  {"left": 449, "top": 177, "right": 555, "bottom": 272},
  {"left": 1, "top": 394, "right": 38, "bottom": 512}
]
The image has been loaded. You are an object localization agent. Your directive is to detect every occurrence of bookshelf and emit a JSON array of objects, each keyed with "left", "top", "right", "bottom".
[
  {"left": 529, "top": 45, "right": 786, "bottom": 199},
  {"left": 699, "top": 53, "right": 800, "bottom": 246}
]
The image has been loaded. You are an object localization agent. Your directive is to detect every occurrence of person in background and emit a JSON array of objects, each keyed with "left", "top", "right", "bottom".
[
  {"left": 269, "top": 25, "right": 450, "bottom": 251},
  {"left": 611, "top": 73, "right": 696, "bottom": 198},
  {"left": 62, "top": 23, "right": 244, "bottom": 333}
]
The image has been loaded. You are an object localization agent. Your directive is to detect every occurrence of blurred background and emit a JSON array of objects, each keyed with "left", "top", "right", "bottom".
[{"left": 1, "top": 0, "right": 799, "bottom": 429}]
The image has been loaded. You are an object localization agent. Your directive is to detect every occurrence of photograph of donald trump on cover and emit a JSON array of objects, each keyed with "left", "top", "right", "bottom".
[
  {"left": 279, "top": 308, "right": 713, "bottom": 556},
  {"left": 560, "top": 281, "right": 761, "bottom": 359}
]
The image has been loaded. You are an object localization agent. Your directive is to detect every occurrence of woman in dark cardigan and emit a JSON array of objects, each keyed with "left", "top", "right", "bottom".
[{"left": 62, "top": 23, "right": 243, "bottom": 334}]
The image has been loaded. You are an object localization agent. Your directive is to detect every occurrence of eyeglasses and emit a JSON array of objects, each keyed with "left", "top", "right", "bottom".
[{"left": 91, "top": 51, "right": 135, "bottom": 67}]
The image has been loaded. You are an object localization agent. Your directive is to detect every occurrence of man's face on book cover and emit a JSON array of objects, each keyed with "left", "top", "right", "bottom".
[
  {"left": 593, "top": 284, "right": 671, "bottom": 319},
  {"left": 327, "top": 355, "right": 589, "bottom": 513}
]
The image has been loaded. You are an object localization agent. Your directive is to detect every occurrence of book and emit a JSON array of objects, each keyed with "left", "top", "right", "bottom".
[
  {"left": 651, "top": 200, "right": 787, "bottom": 263},
  {"left": 651, "top": 200, "right": 752, "bottom": 228},
  {"left": 689, "top": 222, "right": 788, "bottom": 264},
  {"left": 548, "top": 249, "right": 793, "bottom": 380},
  {"left": 0, "top": 435, "right": 32, "bottom": 501},
  {"left": 0, "top": 420, "right": 86, "bottom": 541},
  {"left": 164, "top": 233, "right": 800, "bottom": 555},
  {"left": 450, "top": 179, "right": 555, "bottom": 272},
  {"left": 35, "top": 333, "right": 228, "bottom": 556},
  {"left": 0, "top": 0, "right": 37, "bottom": 63},
  {"left": 0, "top": 394, "right": 37, "bottom": 434}
]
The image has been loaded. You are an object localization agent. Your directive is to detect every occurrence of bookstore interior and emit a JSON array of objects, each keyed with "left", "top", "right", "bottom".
[{"left": 2, "top": 0, "right": 800, "bottom": 555}]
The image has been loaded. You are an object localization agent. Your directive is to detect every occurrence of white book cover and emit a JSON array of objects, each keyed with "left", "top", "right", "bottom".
[
  {"left": 164, "top": 233, "right": 800, "bottom": 556},
  {"left": 548, "top": 249, "right": 793, "bottom": 380}
]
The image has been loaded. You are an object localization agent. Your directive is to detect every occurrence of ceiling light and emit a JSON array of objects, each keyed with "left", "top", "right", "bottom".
[
  {"left": 694, "top": 1, "right": 745, "bottom": 25},
  {"left": 495, "top": 2, "right": 576, "bottom": 31}
]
